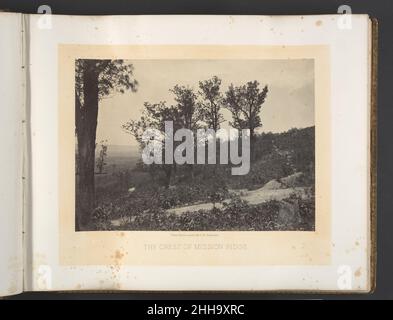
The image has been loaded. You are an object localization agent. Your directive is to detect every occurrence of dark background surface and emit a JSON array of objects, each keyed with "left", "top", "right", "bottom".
[{"left": 0, "top": 0, "right": 391, "bottom": 300}]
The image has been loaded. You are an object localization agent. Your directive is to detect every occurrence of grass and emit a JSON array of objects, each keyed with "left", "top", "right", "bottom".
[
  {"left": 92, "top": 194, "right": 315, "bottom": 231},
  {"left": 78, "top": 128, "right": 316, "bottom": 231}
]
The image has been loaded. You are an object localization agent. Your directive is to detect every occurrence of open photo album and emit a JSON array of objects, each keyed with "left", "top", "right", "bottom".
[{"left": 0, "top": 13, "right": 376, "bottom": 296}]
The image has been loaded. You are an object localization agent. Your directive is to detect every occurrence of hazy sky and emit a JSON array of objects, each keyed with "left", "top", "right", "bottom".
[{"left": 96, "top": 59, "right": 314, "bottom": 146}]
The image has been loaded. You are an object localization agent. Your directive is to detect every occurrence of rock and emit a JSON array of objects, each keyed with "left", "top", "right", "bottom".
[
  {"left": 277, "top": 200, "right": 301, "bottom": 226},
  {"left": 280, "top": 172, "right": 304, "bottom": 187},
  {"left": 262, "top": 179, "right": 284, "bottom": 190}
]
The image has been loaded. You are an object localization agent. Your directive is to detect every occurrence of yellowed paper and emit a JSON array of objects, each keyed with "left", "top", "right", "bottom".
[{"left": 58, "top": 44, "right": 331, "bottom": 266}]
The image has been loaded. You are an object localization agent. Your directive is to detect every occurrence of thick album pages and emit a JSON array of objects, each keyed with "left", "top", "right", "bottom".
[
  {"left": 0, "top": 13, "right": 24, "bottom": 297},
  {"left": 0, "top": 13, "right": 375, "bottom": 296}
]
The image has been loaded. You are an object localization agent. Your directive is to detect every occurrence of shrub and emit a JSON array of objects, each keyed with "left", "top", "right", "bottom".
[{"left": 105, "top": 194, "right": 314, "bottom": 232}]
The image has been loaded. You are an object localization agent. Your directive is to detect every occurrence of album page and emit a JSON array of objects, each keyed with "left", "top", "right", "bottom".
[
  {"left": 0, "top": 13, "right": 24, "bottom": 297},
  {"left": 26, "top": 14, "right": 372, "bottom": 292}
]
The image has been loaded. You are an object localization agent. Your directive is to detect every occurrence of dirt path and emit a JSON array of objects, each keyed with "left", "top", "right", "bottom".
[
  {"left": 110, "top": 180, "right": 308, "bottom": 226},
  {"left": 166, "top": 186, "right": 306, "bottom": 215}
]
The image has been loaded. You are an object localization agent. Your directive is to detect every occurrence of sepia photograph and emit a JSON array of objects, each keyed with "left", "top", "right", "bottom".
[
  {"left": 74, "top": 58, "right": 315, "bottom": 232},
  {"left": 0, "top": 6, "right": 379, "bottom": 299}
]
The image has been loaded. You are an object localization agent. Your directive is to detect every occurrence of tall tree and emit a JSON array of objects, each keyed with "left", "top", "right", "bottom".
[
  {"left": 170, "top": 85, "right": 200, "bottom": 131},
  {"left": 75, "top": 59, "right": 137, "bottom": 230},
  {"left": 123, "top": 101, "right": 182, "bottom": 187},
  {"left": 170, "top": 85, "right": 200, "bottom": 178},
  {"left": 224, "top": 81, "right": 268, "bottom": 153},
  {"left": 198, "top": 76, "right": 224, "bottom": 131},
  {"left": 96, "top": 140, "right": 108, "bottom": 174}
]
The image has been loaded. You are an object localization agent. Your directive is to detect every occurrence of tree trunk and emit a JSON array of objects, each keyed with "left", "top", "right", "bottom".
[
  {"left": 75, "top": 61, "right": 99, "bottom": 230},
  {"left": 250, "top": 127, "right": 255, "bottom": 162},
  {"left": 77, "top": 130, "right": 96, "bottom": 230},
  {"left": 163, "top": 164, "right": 172, "bottom": 188}
]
